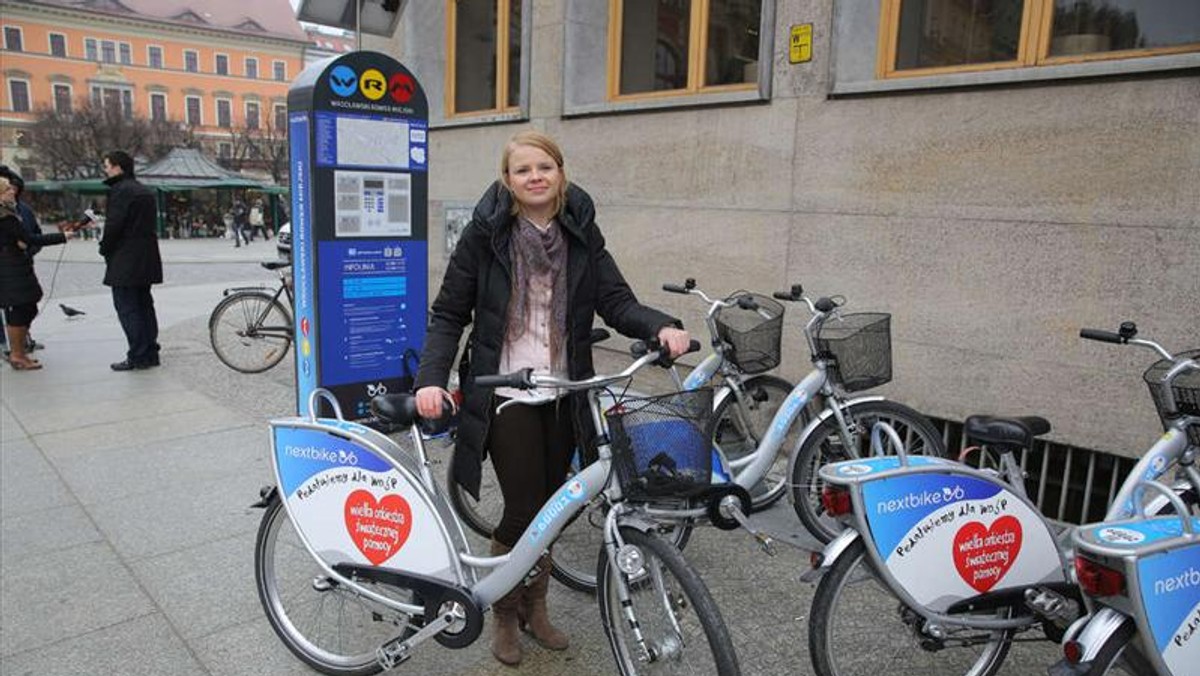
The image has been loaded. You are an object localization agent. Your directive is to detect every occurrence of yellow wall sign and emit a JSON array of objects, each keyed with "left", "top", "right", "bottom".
[{"left": 790, "top": 23, "right": 813, "bottom": 64}]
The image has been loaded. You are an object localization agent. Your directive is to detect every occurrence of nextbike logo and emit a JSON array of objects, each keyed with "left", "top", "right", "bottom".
[
  {"left": 528, "top": 479, "right": 586, "bottom": 544},
  {"left": 875, "top": 484, "right": 965, "bottom": 514},
  {"left": 1154, "top": 565, "right": 1200, "bottom": 596},
  {"left": 284, "top": 444, "right": 359, "bottom": 466}
]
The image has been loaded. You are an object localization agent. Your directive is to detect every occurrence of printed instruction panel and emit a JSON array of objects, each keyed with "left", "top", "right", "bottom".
[{"left": 334, "top": 171, "right": 412, "bottom": 238}]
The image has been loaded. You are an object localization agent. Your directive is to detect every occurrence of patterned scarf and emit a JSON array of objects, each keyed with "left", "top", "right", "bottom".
[{"left": 506, "top": 215, "right": 568, "bottom": 366}]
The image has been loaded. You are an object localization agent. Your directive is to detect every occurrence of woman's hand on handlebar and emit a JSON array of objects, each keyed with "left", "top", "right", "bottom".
[
  {"left": 415, "top": 386, "right": 457, "bottom": 420},
  {"left": 657, "top": 326, "right": 692, "bottom": 359}
]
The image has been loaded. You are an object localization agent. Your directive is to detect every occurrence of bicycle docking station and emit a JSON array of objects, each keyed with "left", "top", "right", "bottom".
[{"left": 286, "top": 49, "right": 429, "bottom": 424}]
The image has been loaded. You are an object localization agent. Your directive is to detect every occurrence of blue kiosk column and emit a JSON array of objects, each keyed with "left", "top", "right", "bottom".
[{"left": 287, "top": 51, "right": 428, "bottom": 421}]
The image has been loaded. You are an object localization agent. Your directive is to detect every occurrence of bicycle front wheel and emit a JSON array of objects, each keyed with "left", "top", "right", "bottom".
[
  {"left": 255, "top": 496, "right": 416, "bottom": 676},
  {"left": 446, "top": 445, "right": 503, "bottom": 539},
  {"left": 809, "top": 538, "right": 1011, "bottom": 676},
  {"left": 210, "top": 292, "right": 292, "bottom": 373},
  {"left": 712, "top": 374, "right": 806, "bottom": 512},
  {"left": 791, "top": 400, "right": 945, "bottom": 543},
  {"left": 597, "top": 527, "right": 740, "bottom": 675}
]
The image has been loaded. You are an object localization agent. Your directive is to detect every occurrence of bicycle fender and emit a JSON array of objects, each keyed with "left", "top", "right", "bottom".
[
  {"left": 800, "top": 528, "right": 860, "bottom": 583},
  {"left": 1068, "top": 607, "right": 1132, "bottom": 663}
]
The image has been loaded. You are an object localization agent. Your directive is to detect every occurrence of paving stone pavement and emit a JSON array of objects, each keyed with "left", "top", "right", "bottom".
[{"left": 1, "top": 239, "right": 1063, "bottom": 675}]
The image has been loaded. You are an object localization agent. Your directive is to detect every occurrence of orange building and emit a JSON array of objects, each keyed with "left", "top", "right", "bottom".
[{"left": 0, "top": 0, "right": 308, "bottom": 179}]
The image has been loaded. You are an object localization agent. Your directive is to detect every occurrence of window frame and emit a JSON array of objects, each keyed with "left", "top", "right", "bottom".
[
  {"left": 217, "top": 141, "right": 233, "bottom": 160},
  {"left": 606, "top": 0, "right": 762, "bottom": 102},
  {"left": 215, "top": 52, "right": 229, "bottom": 76},
  {"left": 7, "top": 78, "right": 32, "bottom": 112},
  {"left": 215, "top": 97, "right": 233, "bottom": 128},
  {"left": 273, "top": 102, "right": 287, "bottom": 130},
  {"left": 272, "top": 60, "right": 287, "bottom": 81},
  {"left": 100, "top": 39, "right": 116, "bottom": 64},
  {"left": 147, "top": 44, "right": 164, "bottom": 69},
  {"left": 184, "top": 49, "right": 200, "bottom": 73},
  {"left": 85, "top": 37, "right": 97, "bottom": 61},
  {"left": 244, "top": 100, "right": 260, "bottom": 129},
  {"left": 52, "top": 82, "right": 73, "bottom": 113},
  {"left": 90, "top": 84, "right": 133, "bottom": 118},
  {"left": 149, "top": 92, "right": 168, "bottom": 122},
  {"left": 444, "top": 0, "right": 524, "bottom": 119},
  {"left": 185, "top": 95, "right": 203, "bottom": 126},
  {"left": 3, "top": 25, "right": 23, "bottom": 52},
  {"left": 118, "top": 41, "right": 132, "bottom": 65},
  {"left": 244, "top": 56, "right": 259, "bottom": 79},
  {"left": 877, "top": 0, "right": 1200, "bottom": 80},
  {"left": 48, "top": 32, "right": 67, "bottom": 58}
]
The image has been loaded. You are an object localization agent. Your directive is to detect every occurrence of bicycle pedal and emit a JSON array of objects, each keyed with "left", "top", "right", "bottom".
[{"left": 754, "top": 532, "right": 777, "bottom": 556}]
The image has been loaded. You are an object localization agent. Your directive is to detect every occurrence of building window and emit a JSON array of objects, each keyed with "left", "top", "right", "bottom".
[
  {"left": 3, "top": 26, "right": 23, "bottom": 52},
  {"left": 53, "top": 83, "right": 72, "bottom": 113},
  {"left": 880, "top": 0, "right": 1200, "bottom": 77},
  {"left": 148, "top": 45, "right": 163, "bottom": 68},
  {"left": 446, "top": 0, "right": 523, "bottom": 115},
  {"left": 217, "top": 142, "right": 232, "bottom": 159},
  {"left": 101, "top": 39, "right": 116, "bottom": 63},
  {"left": 273, "top": 60, "right": 286, "bottom": 81},
  {"left": 273, "top": 103, "right": 287, "bottom": 129},
  {"left": 91, "top": 85, "right": 133, "bottom": 118},
  {"left": 185, "top": 95, "right": 202, "bottom": 126},
  {"left": 49, "top": 33, "right": 67, "bottom": 57},
  {"left": 216, "top": 98, "right": 232, "bottom": 127},
  {"left": 609, "top": 0, "right": 762, "bottom": 98},
  {"left": 245, "top": 101, "right": 260, "bottom": 129},
  {"left": 150, "top": 92, "right": 167, "bottom": 121},
  {"left": 85, "top": 38, "right": 97, "bottom": 61},
  {"left": 8, "top": 79, "right": 31, "bottom": 112},
  {"left": 119, "top": 42, "right": 132, "bottom": 65},
  {"left": 245, "top": 57, "right": 259, "bottom": 79},
  {"left": 185, "top": 50, "right": 199, "bottom": 72},
  {"left": 215, "top": 53, "right": 229, "bottom": 75}
]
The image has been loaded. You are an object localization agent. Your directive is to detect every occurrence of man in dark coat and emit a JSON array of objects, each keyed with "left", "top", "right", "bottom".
[
  {"left": 414, "top": 181, "right": 682, "bottom": 501},
  {"left": 100, "top": 150, "right": 163, "bottom": 371}
]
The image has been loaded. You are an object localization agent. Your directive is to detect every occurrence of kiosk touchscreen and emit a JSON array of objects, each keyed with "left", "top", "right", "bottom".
[{"left": 287, "top": 52, "right": 428, "bottom": 421}]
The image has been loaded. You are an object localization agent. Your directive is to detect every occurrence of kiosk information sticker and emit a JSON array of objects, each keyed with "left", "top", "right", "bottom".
[
  {"left": 334, "top": 171, "right": 411, "bottom": 237},
  {"left": 1137, "top": 541, "right": 1200, "bottom": 675}
]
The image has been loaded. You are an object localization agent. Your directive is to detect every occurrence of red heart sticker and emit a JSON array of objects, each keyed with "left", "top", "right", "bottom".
[
  {"left": 344, "top": 489, "right": 413, "bottom": 565},
  {"left": 952, "top": 515, "right": 1023, "bottom": 593}
]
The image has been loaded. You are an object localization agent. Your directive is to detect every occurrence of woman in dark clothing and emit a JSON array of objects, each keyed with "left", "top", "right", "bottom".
[
  {"left": 413, "top": 131, "right": 690, "bottom": 666},
  {"left": 0, "top": 175, "right": 67, "bottom": 370}
]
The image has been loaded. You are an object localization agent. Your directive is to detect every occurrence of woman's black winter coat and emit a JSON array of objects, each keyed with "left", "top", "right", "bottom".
[
  {"left": 0, "top": 206, "right": 62, "bottom": 307},
  {"left": 414, "top": 182, "right": 680, "bottom": 499}
]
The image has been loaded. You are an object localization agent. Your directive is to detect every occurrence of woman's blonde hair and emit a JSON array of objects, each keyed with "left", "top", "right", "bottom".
[{"left": 500, "top": 130, "right": 568, "bottom": 217}]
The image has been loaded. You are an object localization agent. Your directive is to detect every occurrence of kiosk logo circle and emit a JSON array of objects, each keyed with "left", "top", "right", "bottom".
[
  {"left": 329, "top": 65, "right": 358, "bottom": 97},
  {"left": 360, "top": 68, "right": 386, "bottom": 100},
  {"left": 389, "top": 72, "right": 415, "bottom": 103}
]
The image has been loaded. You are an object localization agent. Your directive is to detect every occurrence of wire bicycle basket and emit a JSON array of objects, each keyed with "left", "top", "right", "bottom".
[
  {"left": 607, "top": 389, "right": 717, "bottom": 500},
  {"left": 714, "top": 292, "right": 785, "bottom": 374},
  {"left": 1144, "top": 348, "right": 1200, "bottom": 446},
  {"left": 816, "top": 312, "right": 893, "bottom": 392}
]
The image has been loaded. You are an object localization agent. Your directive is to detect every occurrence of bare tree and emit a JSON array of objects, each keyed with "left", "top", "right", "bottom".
[
  {"left": 243, "top": 115, "right": 289, "bottom": 185},
  {"left": 27, "top": 101, "right": 188, "bottom": 179}
]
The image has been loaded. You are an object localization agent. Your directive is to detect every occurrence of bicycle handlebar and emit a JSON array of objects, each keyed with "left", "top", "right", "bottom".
[
  {"left": 1079, "top": 328, "right": 1126, "bottom": 344},
  {"left": 476, "top": 339, "right": 701, "bottom": 393}
]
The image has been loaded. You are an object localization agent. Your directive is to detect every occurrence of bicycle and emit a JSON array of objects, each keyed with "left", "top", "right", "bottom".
[
  {"left": 512, "top": 283, "right": 947, "bottom": 593},
  {"left": 1052, "top": 479, "right": 1200, "bottom": 676},
  {"left": 252, "top": 339, "right": 741, "bottom": 676},
  {"left": 804, "top": 322, "right": 1199, "bottom": 676},
  {"left": 208, "top": 260, "right": 294, "bottom": 373}
]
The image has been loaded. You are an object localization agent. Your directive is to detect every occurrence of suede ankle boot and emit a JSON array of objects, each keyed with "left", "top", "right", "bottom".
[
  {"left": 490, "top": 541, "right": 523, "bottom": 666},
  {"left": 519, "top": 553, "right": 569, "bottom": 651}
]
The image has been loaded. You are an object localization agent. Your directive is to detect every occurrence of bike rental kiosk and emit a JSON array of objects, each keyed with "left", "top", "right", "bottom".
[{"left": 286, "top": 51, "right": 428, "bottom": 421}]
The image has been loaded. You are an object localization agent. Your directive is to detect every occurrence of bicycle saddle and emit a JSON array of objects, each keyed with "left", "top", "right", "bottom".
[
  {"left": 964, "top": 415, "right": 1051, "bottom": 450},
  {"left": 261, "top": 260, "right": 291, "bottom": 270},
  {"left": 370, "top": 393, "right": 419, "bottom": 427}
]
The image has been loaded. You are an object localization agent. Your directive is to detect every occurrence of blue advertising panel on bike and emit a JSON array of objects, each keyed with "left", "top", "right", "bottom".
[
  {"left": 861, "top": 471, "right": 1064, "bottom": 612},
  {"left": 287, "top": 51, "right": 429, "bottom": 422},
  {"left": 1137, "top": 540, "right": 1200, "bottom": 674}
]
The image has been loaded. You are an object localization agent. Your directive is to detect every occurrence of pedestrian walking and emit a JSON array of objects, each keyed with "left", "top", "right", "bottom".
[
  {"left": 232, "top": 199, "right": 251, "bottom": 245},
  {"left": 249, "top": 199, "right": 269, "bottom": 241},
  {"left": 100, "top": 150, "right": 163, "bottom": 371}
]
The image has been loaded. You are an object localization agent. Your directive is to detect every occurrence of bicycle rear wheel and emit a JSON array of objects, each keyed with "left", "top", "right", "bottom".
[
  {"left": 255, "top": 496, "right": 416, "bottom": 676},
  {"left": 790, "top": 400, "right": 945, "bottom": 543},
  {"left": 809, "top": 538, "right": 1012, "bottom": 676},
  {"left": 210, "top": 291, "right": 292, "bottom": 373},
  {"left": 712, "top": 374, "right": 806, "bottom": 512},
  {"left": 597, "top": 527, "right": 740, "bottom": 675}
]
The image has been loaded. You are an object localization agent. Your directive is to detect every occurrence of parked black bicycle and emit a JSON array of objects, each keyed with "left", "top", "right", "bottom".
[{"left": 209, "top": 260, "right": 294, "bottom": 373}]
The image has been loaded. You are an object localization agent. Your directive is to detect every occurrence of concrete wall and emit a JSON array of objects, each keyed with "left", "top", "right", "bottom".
[{"left": 378, "top": 0, "right": 1200, "bottom": 458}]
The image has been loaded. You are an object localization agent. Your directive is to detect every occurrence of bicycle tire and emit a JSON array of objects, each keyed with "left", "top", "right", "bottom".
[
  {"left": 809, "top": 538, "right": 1012, "bottom": 676},
  {"left": 254, "top": 496, "right": 417, "bottom": 676},
  {"left": 711, "top": 374, "right": 806, "bottom": 512},
  {"left": 445, "top": 446, "right": 503, "bottom": 539},
  {"left": 791, "top": 400, "right": 946, "bottom": 543},
  {"left": 210, "top": 291, "right": 292, "bottom": 374},
  {"left": 1072, "top": 616, "right": 1156, "bottom": 676},
  {"left": 597, "top": 527, "right": 741, "bottom": 675}
]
